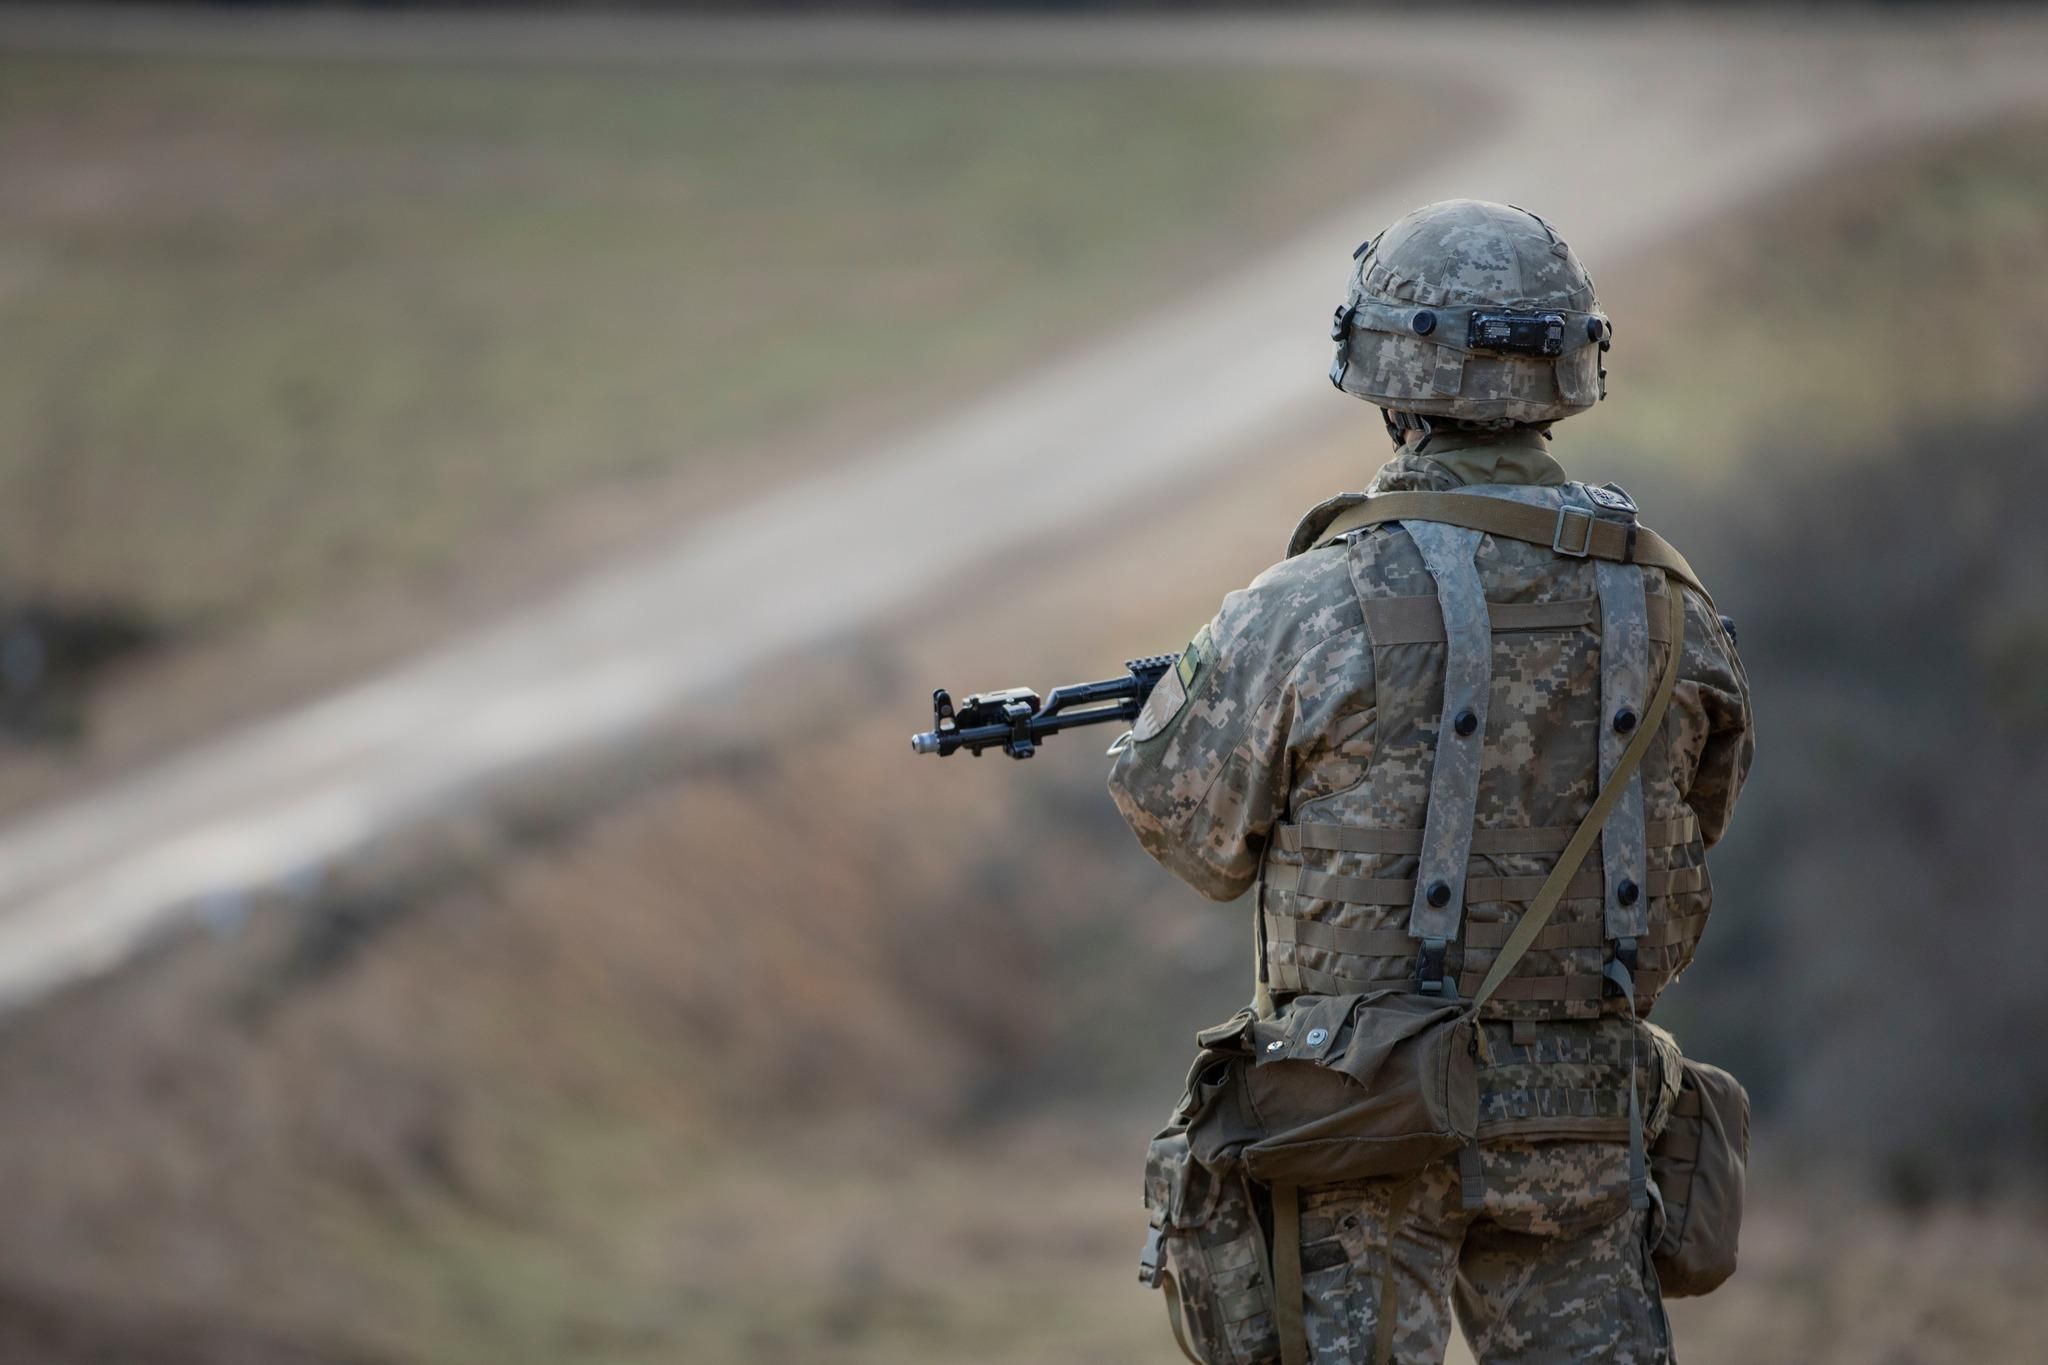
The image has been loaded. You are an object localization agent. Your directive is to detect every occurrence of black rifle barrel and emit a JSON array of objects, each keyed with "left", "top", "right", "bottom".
[
  {"left": 908, "top": 694, "right": 1139, "bottom": 756},
  {"left": 911, "top": 654, "right": 1177, "bottom": 758}
]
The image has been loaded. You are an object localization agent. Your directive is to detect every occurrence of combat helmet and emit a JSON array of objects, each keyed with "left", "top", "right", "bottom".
[{"left": 1329, "top": 199, "right": 1610, "bottom": 425}]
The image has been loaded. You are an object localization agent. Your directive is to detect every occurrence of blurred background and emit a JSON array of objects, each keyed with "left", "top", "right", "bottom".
[{"left": 0, "top": 3, "right": 2044, "bottom": 1363}]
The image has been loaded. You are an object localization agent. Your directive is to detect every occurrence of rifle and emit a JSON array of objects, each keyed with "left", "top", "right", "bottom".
[{"left": 910, "top": 654, "right": 1178, "bottom": 760}]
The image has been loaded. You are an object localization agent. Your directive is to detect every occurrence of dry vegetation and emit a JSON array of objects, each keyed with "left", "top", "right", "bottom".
[
  {"left": 5, "top": 396, "right": 2044, "bottom": 1363},
  {"left": 0, "top": 69, "right": 2045, "bottom": 1365},
  {"left": 0, "top": 51, "right": 1437, "bottom": 806},
  {"left": 0, "top": 54, "right": 1400, "bottom": 630},
  {"left": 1575, "top": 112, "right": 2048, "bottom": 489}
]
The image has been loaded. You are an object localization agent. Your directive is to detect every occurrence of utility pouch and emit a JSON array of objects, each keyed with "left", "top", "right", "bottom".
[
  {"left": 1139, "top": 996, "right": 1478, "bottom": 1364},
  {"left": 1140, "top": 1052, "right": 1282, "bottom": 1365},
  {"left": 1188, "top": 992, "right": 1479, "bottom": 1186},
  {"left": 1647, "top": 1057, "right": 1749, "bottom": 1297}
]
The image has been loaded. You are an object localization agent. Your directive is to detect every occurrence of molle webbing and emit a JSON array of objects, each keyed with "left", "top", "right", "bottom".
[
  {"left": 1268, "top": 952, "right": 1680, "bottom": 1004},
  {"left": 1253, "top": 912, "right": 1703, "bottom": 965},
  {"left": 1263, "top": 591, "right": 1690, "bottom": 1009},
  {"left": 1472, "top": 1019, "right": 1645, "bottom": 1141},
  {"left": 1465, "top": 910, "right": 1706, "bottom": 953},
  {"left": 1466, "top": 600, "right": 1686, "bottom": 1013},
  {"left": 1260, "top": 907, "right": 1707, "bottom": 966},
  {"left": 1272, "top": 810, "right": 1699, "bottom": 857},
  {"left": 1312, "top": 490, "right": 1708, "bottom": 600},
  {"left": 1357, "top": 591, "right": 1681, "bottom": 647},
  {"left": 1290, "top": 863, "right": 1705, "bottom": 908}
]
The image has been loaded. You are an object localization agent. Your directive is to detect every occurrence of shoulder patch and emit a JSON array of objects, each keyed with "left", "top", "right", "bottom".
[
  {"left": 1134, "top": 625, "right": 1212, "bottom": 743},
  {"left": 1586, "top": 481, "right": 1637, "bottom": 516}
]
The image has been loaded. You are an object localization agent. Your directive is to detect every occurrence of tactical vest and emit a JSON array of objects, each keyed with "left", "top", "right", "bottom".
[{"left": 1258, "top": 482, "right": 1713, "bottom": 1025}]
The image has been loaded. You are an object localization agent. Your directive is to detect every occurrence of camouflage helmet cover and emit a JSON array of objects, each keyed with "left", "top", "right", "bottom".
[{"left": 1330, "top": 199, "right": 1610, "bottom": 424}]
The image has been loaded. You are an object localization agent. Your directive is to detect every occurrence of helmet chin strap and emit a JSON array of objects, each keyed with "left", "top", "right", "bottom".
[
  {"left": 1381, "top": 408, "right": 1434, "bottom": 453},
  {"left": 1381, "top": 408, "right": 1555, "bottom": 450}
]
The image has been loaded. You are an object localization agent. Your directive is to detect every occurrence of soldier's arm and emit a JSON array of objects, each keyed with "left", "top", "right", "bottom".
[
  {"left": 1678, "top": 589, "right": 1755, "bottom": 849},
  {"left": 1106, "top": 558, "right": 1368, "bottom": 901}
]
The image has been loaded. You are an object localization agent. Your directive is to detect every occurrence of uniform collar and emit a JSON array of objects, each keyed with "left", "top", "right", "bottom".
[
  {"left": 1370, "top": 429, "right": 1567, "bottom": 492},
  {"left": 1286, "top": 431, "right": 1571, "bottom": 558}
]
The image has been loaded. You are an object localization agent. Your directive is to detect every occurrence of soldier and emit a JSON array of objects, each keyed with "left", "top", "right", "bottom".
[{"left": 1111, "top": 200, "right": 1753, "bottom": 1363}]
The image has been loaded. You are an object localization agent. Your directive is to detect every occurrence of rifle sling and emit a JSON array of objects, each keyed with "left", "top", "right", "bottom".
[{"left": 1313, "top": 491, "right": 1710, "bottom": 602}]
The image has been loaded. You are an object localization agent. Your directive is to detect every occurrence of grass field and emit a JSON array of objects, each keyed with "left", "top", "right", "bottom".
[{"left": 0, "top": 54, "right": 1405, "bottom": 632}]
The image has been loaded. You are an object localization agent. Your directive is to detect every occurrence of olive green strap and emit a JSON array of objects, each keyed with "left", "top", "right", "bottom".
[
  {"left": 1603, "top": 956, "right": 1653, "bottom": 1212},
  {"left": 1273, "top": 1174, "right": 1422, "bottom": 1365},
  {"left": 1313, "top": 491, "right": 1709, "bottom": 601},
  {"left": 1467, "top": 602, "right": 1686, "bottom": 1017},
  {"left": 1159, "top": 1274, "right": 1204, "bottom": 1365},
  {"left": 1271, "top": 1180, "right": 1308, "bottom": 1365}
]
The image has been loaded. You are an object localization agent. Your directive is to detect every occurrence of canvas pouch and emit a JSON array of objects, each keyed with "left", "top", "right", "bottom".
[
  {"left": 1137, "top": 993, "right": 1479, "bottom": 1363},
  {"left": 1187, "top": 992, "right": 1480, "bottom": 1185},
  {"left": 1139, "top": 1056, "right": 1281, "bottom": 1365},
  {"left": 1648, "top": 1057, "right": 1750, "bottom": 1297}
]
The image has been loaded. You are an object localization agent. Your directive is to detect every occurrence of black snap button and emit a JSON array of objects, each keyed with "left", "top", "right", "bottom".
[
  {"left": 1613, "top": 707, "right": 1638, "bottom": 735},
  {"left": 1412, "top": 309, "right": 1437, "bottom": 336},
  {"left": 1586, "top": 316, "right": 1605, "bottom": 343},
  {"left": 1427, "top": 880, "right": 1452, "bottom": 909},
  {"left": 1617, "top": 879, "right": 1641, "bottom": 907},
  {"left": 1454, "top": 708, "right": 1478, "bottom": 737}
]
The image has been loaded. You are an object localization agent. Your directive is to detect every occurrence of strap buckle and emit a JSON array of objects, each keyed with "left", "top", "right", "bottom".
[
  {"left": 1416, "top": 938, "right": 1456, "bottom": 999},
  {"left": 1605, "top": 937, "right": 1640, "bottom": 998},
  {"left": 1328, "top": 303, "right": 1356, "bottom": 391},
  {"left": 1138, "top": 1223, "right": 1164, "bottom": 1287},
  {"left": 1552, "top": 505, "right": 1596, "bottom": 558}
]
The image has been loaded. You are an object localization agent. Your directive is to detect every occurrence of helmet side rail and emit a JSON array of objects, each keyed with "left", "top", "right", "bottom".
[{"left": 911, "top": 654, "right": 1178, "bottom": 759}]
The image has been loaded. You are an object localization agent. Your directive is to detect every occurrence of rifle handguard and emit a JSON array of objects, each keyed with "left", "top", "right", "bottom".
[{"left": 911, "top": 655, "right": 1176, "bottom": 760}]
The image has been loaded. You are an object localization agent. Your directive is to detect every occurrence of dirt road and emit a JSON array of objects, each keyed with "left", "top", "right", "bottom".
[{"left": 1, "top": 10, "right": 2044, "bottom": 1007}]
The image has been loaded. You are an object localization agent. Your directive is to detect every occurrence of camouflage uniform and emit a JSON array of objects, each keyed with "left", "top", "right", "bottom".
[
  {"left": 1297, "top": 1144, "right": 1666, "bottom": 1363},
  {"left": 1111, "top": 201, "right": 1753, "bottom": 1364}
]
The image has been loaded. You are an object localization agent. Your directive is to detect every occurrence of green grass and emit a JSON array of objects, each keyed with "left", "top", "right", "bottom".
[{"left": 0, "top": 53, "right": 1394, "bottom": 627}]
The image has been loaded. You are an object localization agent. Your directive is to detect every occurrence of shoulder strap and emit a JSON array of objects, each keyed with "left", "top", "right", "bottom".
[
  {"left": 1466, "top": 597, "right": 1687, "bottom": 1015},
  {"left": 1314, "top": 490, "right": 1710, "bottom": 602}
]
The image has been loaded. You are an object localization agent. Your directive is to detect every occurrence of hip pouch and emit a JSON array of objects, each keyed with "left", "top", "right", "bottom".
[
  {"left": 1140, "top": 1052, "right": 1282, "bottom": 1365},
  {"left": 1137, "top": 994, "right": 1480, "bottom": 1365},
  {"left": 1648, "top": 1057, "right": 1749, "bottom": 1297},
  {"left": 1189, "top": 992, "right": 1479, "bottom": 1185}
]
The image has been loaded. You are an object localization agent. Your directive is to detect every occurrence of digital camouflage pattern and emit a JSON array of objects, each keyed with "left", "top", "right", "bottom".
[
  {"left": 1111, "top": 427, "right": 1751, "bottom": 1362},
  {"left": 1472, "top": 1015, "right": 1681, "bottom": 1144},
  {"left": 1119, "top": 198, "right": 1751, "bottom": 1361},
  {"left": 1145, "top": 1122, "right": 1284, "bottom": 1363},
  {"left": 1295, "top": 1144, "right": 1672, "bottom": 1364},
  {"left": 1330, "top": 199, "right": 1610, "bottom": 424},
  {"left": 1108, "top": 432, "right": 1752, "bottom": 1024}
]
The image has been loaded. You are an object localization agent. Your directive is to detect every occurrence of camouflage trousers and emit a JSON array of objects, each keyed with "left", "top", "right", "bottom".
[{"left": 1294, "top": 1140, "right": 1671, "bottom": 1364}]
